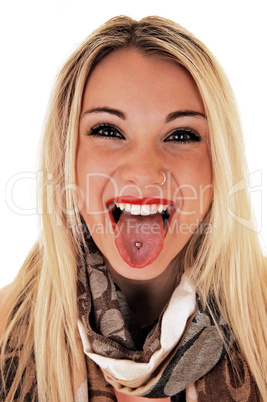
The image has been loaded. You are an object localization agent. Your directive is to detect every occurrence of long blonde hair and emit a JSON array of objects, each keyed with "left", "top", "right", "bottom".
[{"left": 1, "top": 16, "right": 266, "bottom": 401}]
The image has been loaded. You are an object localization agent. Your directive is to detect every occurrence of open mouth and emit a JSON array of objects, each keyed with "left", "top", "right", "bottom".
[
  {"left": 106, "top": 198, "right": 176, "bottom": 268},
  {"left": 108, "top": 201, "right": 174, "bottom": 230}
]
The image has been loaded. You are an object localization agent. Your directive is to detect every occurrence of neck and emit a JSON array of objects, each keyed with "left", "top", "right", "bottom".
[{"left": 106, "top": 259, "right": 182, "bottom": 327}]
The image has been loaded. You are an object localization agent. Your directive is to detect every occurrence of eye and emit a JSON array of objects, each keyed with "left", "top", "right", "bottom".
[
  {"left": 164, "top": 129, "right": 202, "bottom": 144},
  {"left": 86, "top": 124, "right": 125, "bottom": 140}
]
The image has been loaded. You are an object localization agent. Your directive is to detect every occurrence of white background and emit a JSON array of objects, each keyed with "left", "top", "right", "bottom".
[{"left": 0, "top": 0, "right": 266, "bottom": 288}]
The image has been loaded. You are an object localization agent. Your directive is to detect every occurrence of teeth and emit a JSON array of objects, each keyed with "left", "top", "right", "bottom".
[
  {"left": 125, "top": 203, "right": 132, "bottom": 213},
  {"left": 141, "top": 205, "right": 150, "bottom": 216},
  {"left": 157, "top": 205, "right": 164, "bottom": 213},
  {"left": 131, "top": 204, "right": 141, "bottom": 215},
  {"left": 150, "top": 204, "right": 158, "bottom": 214},
  {"left": 115, "top": 202, "right": 169, "bottom": 216}
]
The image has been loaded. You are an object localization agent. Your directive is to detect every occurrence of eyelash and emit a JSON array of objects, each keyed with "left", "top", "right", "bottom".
[
  {"left": 87, "top": 124, "right": 125, "bottom": 140},
  {"left": 164, "top": 129, "right": 202, "bottom": 144},
  {"left": 86, "top": 124, "right": 202, "bottom": 144}
]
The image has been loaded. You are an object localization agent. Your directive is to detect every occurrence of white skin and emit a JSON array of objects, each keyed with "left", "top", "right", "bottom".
[
  {"left": 76, "top": 48, "right": 212, "bottom": 325},
  {"left": 77, "top": 49, "right": 211, "bottom": 401}
]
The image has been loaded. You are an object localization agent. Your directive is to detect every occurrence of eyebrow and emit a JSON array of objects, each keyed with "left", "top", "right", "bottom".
[
  {"left": 81, "top": 107, "right": 206, "bottom": 122},
  {"left": 166, "top": 110, "right": 206, "bottom": 122},
  {"left": 81, "top": 107, "right": 126, "bottom": 120}
]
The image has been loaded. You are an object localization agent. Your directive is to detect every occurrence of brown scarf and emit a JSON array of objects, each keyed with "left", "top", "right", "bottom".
[
  {"left": 0, "top": 237, "right": 260, "bottom": 401},
  {"left": 76, "top": 237, "right": 260, "bottom": 401}
]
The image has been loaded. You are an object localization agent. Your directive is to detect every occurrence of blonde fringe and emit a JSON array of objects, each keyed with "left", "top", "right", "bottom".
[{"left": 1, "top": 15, "right": 267, "bottom": 401}]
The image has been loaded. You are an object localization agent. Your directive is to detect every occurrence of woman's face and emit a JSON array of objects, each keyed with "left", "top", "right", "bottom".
[{"left": 77, "top": 49, "right": 212, "bottom": 280}]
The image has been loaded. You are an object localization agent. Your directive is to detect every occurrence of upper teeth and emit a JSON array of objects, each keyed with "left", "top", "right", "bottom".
[{"left": 115, "top": 202, "right": 169, "bottom": 216}]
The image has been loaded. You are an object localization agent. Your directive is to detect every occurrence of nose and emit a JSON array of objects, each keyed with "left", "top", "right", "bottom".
[{"left": 119, "top": 146, "right": 165, "bottom": 188}]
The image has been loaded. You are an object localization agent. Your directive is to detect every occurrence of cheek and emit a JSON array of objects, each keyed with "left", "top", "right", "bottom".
[
  {"left": 76, "top": 146, "right": 99, "bottom": 214},
  {"left": 191, "top": 156, "right": 212, "bottom": 215},
  {"left": 173, "top": 152, "right": 212, "bottom": 215},
  {"left": 76, "top": 150, "right": 118, "bottom": 215}
]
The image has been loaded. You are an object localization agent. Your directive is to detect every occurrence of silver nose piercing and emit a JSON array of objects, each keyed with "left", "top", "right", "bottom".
[{"left": 160, "top": 171, "right": 166, "bottom": 185}]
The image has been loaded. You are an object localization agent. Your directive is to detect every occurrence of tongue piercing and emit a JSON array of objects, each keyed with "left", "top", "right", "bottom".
[{"left": 135, "top": 242, "right": 141, "bottom": 249}]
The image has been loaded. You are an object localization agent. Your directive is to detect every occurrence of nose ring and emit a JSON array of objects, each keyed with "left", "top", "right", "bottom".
[{"left": 160, "top": 171, "right": 166, "bottom": 185}]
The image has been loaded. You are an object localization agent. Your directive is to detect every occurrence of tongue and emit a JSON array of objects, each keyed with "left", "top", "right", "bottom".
[{"left": 114, "top": 212, "right": 164, "bottom": 268}]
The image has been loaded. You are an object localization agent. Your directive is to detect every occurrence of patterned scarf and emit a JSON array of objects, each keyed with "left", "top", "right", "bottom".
[
  {"left": 76, "top": 237, "right": 260, "bottom": 401},
  {"left": 0, "top": 236, "right": 260, "bottom": 401}
]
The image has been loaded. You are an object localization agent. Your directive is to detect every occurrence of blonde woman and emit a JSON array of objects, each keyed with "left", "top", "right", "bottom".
[{"left": 1, "top": 16, "right": 266, "bottom": 401}]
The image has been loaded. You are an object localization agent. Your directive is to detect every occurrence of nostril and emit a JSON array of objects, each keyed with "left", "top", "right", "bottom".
[{"left": 120, "top": 160, "right": 166, "bottom": 188}]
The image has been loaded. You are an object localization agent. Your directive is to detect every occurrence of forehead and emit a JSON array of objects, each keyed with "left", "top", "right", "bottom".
[{"left": 82, "top": 48, "right": 204, "bottom": 114}]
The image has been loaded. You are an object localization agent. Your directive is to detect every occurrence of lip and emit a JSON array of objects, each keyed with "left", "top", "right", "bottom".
[
  {"left": 106, "top": 196, "right": 176, "bottom": 233},
  {"left": 106, "top": 196, "right": 175, "bottom": 206}
]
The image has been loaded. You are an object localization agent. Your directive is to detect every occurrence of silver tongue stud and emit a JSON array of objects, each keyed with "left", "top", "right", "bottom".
[{"left": 135, "top": 242, "right": 141, "bottom": 249}]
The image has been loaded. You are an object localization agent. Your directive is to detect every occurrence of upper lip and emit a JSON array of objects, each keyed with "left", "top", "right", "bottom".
[{"left": 106, "top": 196, "right": 175, "bottom": 206}]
